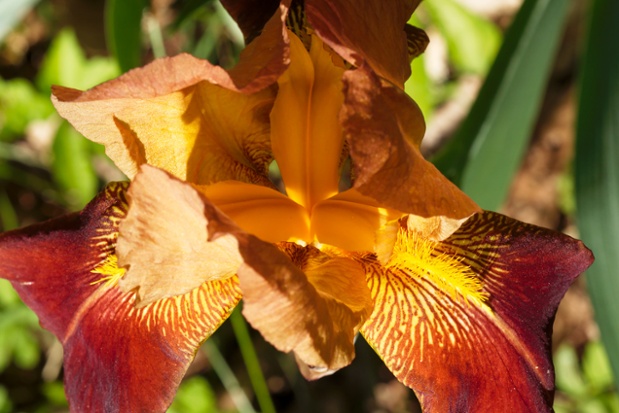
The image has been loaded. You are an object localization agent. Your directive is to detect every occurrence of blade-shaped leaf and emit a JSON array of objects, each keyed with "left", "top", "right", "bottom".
[
  {"left": 105, "top": 0, "right": 148, "bottom": 73},
  {"left": 433, "top": 0, "right": 571, "bottom": 211},
  {"left": 575, "top": 0, "right": 619, "bottom": 383}
]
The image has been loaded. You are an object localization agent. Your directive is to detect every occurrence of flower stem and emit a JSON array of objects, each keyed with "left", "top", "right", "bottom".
[
  {"left": 230, "top": 308, "right": 277, "bottom": 413},
  {"left": 202, "top": 340, "right": 256, "bottom": 413}
]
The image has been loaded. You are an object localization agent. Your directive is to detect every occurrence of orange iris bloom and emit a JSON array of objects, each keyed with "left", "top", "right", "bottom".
[{"left": 0, "top": 1, "right": 592, "bottom": 412}]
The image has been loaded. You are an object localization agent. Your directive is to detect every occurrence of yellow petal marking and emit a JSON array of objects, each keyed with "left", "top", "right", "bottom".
[
  {"left": 91, "top": 254, "right": 126, "bottom": 288},
  {"left": 386, "top": 228, "right": 488, "bottom": 307}
]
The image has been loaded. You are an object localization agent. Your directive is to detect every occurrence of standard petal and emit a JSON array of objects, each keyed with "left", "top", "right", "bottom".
[
  {"left": 0, "top": 182, "right": 242, "bottom": 412},
  {"left": 361, "top": 211, "right": 593, "bottom": 412},
  {"left": 117, "top": 165, "right": 243, "bottom": 306},
  {"left": 236, "top": 238, "right": 373, "bottom": 378},
  {"left": 52, "top": 6, "right": 289, "bottom": 184},
  {"left": 306, "top": 0, "right": 421, "bottom": 88},
  {"left": 270, "top": 30, "right": 346, "bottom": 210},
  {"left": 53, "top": 67, "right": 276, "bottom": 186},
  {"left": 341, "top": 67, "right": 480, "bottom": 219}
]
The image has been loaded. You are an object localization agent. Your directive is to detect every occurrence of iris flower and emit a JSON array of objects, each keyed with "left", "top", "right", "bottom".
[{"left": 0, "top": 1, "right": 593, "bottom": 412}]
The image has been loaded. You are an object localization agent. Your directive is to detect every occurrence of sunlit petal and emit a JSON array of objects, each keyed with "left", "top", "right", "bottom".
[
  {"left": 361, "top": 211, "right": 593, "bottom": 412},
  {"left": 341, "top": 67, "right": 480, "bottom": 219},
  {"left": 0, "top": 183, "right": 242, "bottom": 412},
  {"left": 271, "top": 30, "right": 346, "bottom": 209},
  {"left": 117, "top": 165, "right": 243, "bottom": 306},
  {"left": 202, "top": 180, "right": 310, "bottom": 243},
  {"left": 312, "top": 189, "right": 403, "bottom": 251}
]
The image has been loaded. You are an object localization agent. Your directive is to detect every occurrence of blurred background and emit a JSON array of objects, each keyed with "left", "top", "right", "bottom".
[{"left": 0, "top": 0, "right": 617, "bottom": 412}]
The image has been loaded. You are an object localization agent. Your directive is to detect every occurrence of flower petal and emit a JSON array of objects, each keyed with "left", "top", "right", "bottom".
[
  {"left": 361, "top": 211, "right": 593, "bottom": 412},
  {"left": 52, "top": 7, "right": 289, "bottom": 184},
  {"left": 270, "top": 30, "right": 346, "bottom": 209},
  {"left": 341, "top": 67, "right": 480, "bottom": 219},
  {"left": 235, "top": 239, "right": 373, "bottom": 378},
  {"left": 312, "top": 189, "right": 403, "bottom": 251},
  {"left": 0, "top": 183, "right": 242, "bottom": 412},
  {"left": 116, "top": 165, "right": 243, "bottom": 306},
  {"left": 53, "top": 67, "right": 276, "bottom": 186},
  {"left": 202, "top": 180, "right": 310, "bottom": 243},
  {"left": 306, "top": 0, "right": 422, "bottom": 88}
]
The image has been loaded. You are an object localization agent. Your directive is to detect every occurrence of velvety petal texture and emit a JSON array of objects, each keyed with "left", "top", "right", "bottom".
[
  {"left": 0, "top": 183, "right": 242, "bottom": 412},
  {"left": 361, "top": 211, "right": 594, "bottom": 412},
  {"left": 341, "top": 67, "right": 480, "bottom": 219},
  {"left": 307, "top": 0, "right": 421, "bottom": 88}
]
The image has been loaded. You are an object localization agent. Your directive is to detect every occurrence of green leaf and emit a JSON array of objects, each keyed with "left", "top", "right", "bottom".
[
  {"left": 432, "top": 0, "right": 572, "bottom": 211},
  {"left": 51, "top": 122, "right": 98, "bottom": 210},
  {"left": 105, "top": 0, "right": 148, "bottom": 73},
  {"left": 554, "top": 344, "right": 587, "bottom": 397},
  {"left": 575, "top": 0, "right": 619, "bottom": 385},
  {"left": 423, "top": 0, "right": 501, "bottom": 75},
  {"left": 37, "top": 29, "right": 120, "bottom": 92},
  {"left": 168, "top": 377, "right": 219, "bottom": 413},
  {"left": 0, "top": 78, "right": 54, "bottom": 141},
  {"left": 0, "top": 0, "right": 41, "bottom": 43},
  {"left": 583, "top": 342, "right": 615, "bottom": 391}
]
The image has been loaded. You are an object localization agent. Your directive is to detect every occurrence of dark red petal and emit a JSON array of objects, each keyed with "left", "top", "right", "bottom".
[
  {"left": 0, "top": 183, "right": 242, "bottom": 412},
  {"left": 361, "top": 211, "right": 593, "bottom": 412}
]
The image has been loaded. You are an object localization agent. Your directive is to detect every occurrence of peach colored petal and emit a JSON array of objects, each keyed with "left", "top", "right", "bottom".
[
  {"left": 341, "top": 67, "right": 480, "bottom": 219},
  {"left": 236, "top": 239, "right": 373, "bottom": 378},
  {"left": 53, "top": 73, "right": 276, "bottom": 186},
  {"left": 306, "top": 0, "right": 421, "bottom": 88},
  {"left": 117, "top": 165, "right": 243, "bottom": 306}
]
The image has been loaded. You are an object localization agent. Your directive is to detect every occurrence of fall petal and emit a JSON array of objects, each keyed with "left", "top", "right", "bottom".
[
  {"left": 341, "top": 67, "right": 480, "bottom": 219},
  {"left": 306, "top": 0, "right": 421, "bottom": 88},
  {"left": 236, "top": 238, "right": 373, "bottom": 378},
  {"left": 64, "top": 276, "right": 241, "bottom": 413},
  {"left": 270, "top": 30, "right": 346, "bottom": 210},
  {"left": 117, "top": 165, "right": 243, "bottom": 306},
  {"left": 202, "top": 180, "right": 310, "bottom": 243},
  {"left": 361, "top": 211, "right": 593, "bottom": 412},
  {"left": 0, "top": 183, "right": 242, "bottom": 412}
]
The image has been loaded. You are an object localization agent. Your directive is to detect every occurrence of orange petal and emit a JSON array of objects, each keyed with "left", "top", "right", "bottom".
[
  {"left": 270, "top": 30, "right": 346, "bottom": 210},
  {"left": 0, "top": 183, "right": 242, "bottom": 412},
  {"left": 202, "top": 180, "right": 310, "bottom": 243},
  {"left": 361, "top": 211, "right": 593, "bottom": 411},
  {"left": 306, "top": 0, "right": 421, "bottom": 88},
  {"left": 236, "top": 239, "right": 373, "bottom": 378},
  {"left": 311, "top": 188, "right": 403, "bottom": 251},
  {"left": 341, "top": 67, "right": 480, "bottom": 219},
  {"left": 117, "top": 165, "right": 243, "bottom": 306}
]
